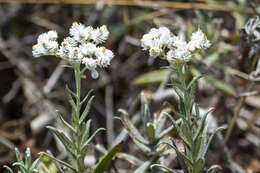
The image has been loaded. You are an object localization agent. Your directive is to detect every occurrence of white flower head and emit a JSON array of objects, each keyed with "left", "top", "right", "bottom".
[
  {"left": 95, "top": 46, "right": 114, "bottom": 67},
  {"left": 141, "top": 27, "right": 171, "bottom": 51},
  {"left": 58, "top": 37, "right": 76, "bottom": 58},
  {"left": 166, "top": 49, "right": 191, "bottom": 63},
  {"left": 32, "top": 31, "right": 59, "bottom": 57},
  {"left": 46, "top": 30, "right": 58, "bottom": 41},
  {"left": 188, "top": 29, "right": 211, "bottom": 51},
  {"left": 68, "top": 47, "right": 83, "bottom": 61},
  {"left": 149, "top": 47, "right": 161, "bottom": 58},
  {"left": 91, "top": 25, "right": 109, "bottom": 44},
  {"left": 82, "top": 58, "right": 97, "bottom": 70},
  {"left": 80, "top": 43, "right": 97, "bottom": 57},
  {"left": 69, "top": 22, "right": 91, "bottom": 43}
]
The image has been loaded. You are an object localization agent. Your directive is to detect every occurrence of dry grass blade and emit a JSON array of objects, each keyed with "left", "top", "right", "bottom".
[{"left": 0, "top": 0, "right": 255, "bottom": 13}]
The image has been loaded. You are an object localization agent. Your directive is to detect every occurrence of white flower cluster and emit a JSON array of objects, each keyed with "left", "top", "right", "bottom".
[
  {"left": 32, "top": 22, "right": 114, "bottom": 79},
  {"left": 140, "top": 27, "right": 211, "bottom": 63}
]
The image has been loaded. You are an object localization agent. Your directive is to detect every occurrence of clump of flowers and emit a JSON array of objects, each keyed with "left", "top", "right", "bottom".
[
  {"left": 32, "top": 22, "right": 114, "bottom": 78},
  {"left": 140, "top": 27, "right": 224, "bottom": 173},
  {"left": 140, "top": 27, "right": 211, "bottom": 63},
  {"left": 29, "top": 22, "right": 118, "bottom": 173}
]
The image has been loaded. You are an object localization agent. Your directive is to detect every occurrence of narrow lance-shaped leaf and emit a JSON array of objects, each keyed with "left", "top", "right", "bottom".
[
  {"left": 81, "top": 120, "right": 91, "bottom": 145},
  {"left": 15, "top": 148, "right": 23, "bottom": 164},
  {"left": 147, "top": 123, "right": 155, "bottom": 142},
  {"left": 25, "top": 148, "right": 31, "bottom": 171},
  {"left": 193, "top": 108, "right": 214, "bottom": 143},
  {"left": 117, "top": 109, "right": 149, "bottom": 145},
  {"left": 65, "top": 85, "right": 77, "bottom": 112},
  {"left": 80, "top": 89, "right": 93, "bottom": 106},
  {"left": 141, "top": 92, "right": 151, "bottom": 128},
  {"left": 187, "top": 75, "right": 205, "bottom": 90},
  {"left": 3, "top": 166, "right": 14, "bottom": 173},
  {"left": 47, "top": 126, "right": 76, "bottom": 159},
  {"left": 158, "top": 141, "right": 193, "bottom": 167},
  {"left": 133, "top": 139, "right": 151, "bottom": 154},
  {"left": 207, "top": 165, "right": 222, "bottom": 173},
  {"left": 56, "top": 111, "right": 77, "bottom": 134},
  {"left": 151, "top": 164, "right": 177, "bottom": 173},
  {"left": 29, "top": 154, "right": 43, "bottom": 173},
  {"left": 12, "top": 162, "right": 27, "bottom": 173},
  {"left": 134, "top": 160, "right": 153, "bottom": 173},
  {"left": 116, "top": 152, "right": 143, "bottom": 166},
  {"left": 163, "top": 112, "right": 191, "bottom": 149},
  {"left": 79, "top": 96, "right": 94, "bottom": 124},
  {"left": 193, "top": 158, "right": 205, "bottom": 173},
  {"left": 155, "top": 113, "right": 166, "bottom": 138},
  {"left": 202, "top": 126, "right": 225, "bottom": 158},
  {"left": 92, "top": 143, "right": 121, "bottom": 173},
  {"left": 81, "top": 128, "right": 106, "bottom": 153}
]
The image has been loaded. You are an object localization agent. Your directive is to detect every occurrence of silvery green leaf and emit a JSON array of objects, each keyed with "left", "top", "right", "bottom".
[
  {"left": 151, "top": 164, "right": 177, "bottom": 173},
  {"left": 193, "top": 136, "right": 202, "bottom": 161},
  {"left": 56, "top": 111, "right": 76, "bottom": 134},
  {"left": 29, "top": 155, "right": 43, "bottom": 172},
  {"left": 80, "top": 89, "right": 93, "bottom": 105},
  {"left": 163, "top": 112, "right": 191, "bottom": 148},
  {"left": 193, "top": 158, "right": 204, "bottom": 173},
  {"left": 207, "top": 165, "right": 222, "bottom": 173},
  {"left": 198, "top": 125, "right": 208, "bottom": 159},
  {"left": 116, "top": 152, "right": 143, "bottom": 165},
  {"left": 134, "top": 160, "right": 152, "bottom": 173},
  {"left": 25, "top": 148, "right": 31, "bottom": 170},
  {"left": 202, "top": 126, "right": 225, "bottom": 158},
  {"left": 155, "top": 112, "right": 166, "bottom": 138},
  {"left": 147, "top": 123, "right": 155, "bottom": 142},
  {"left": 192, "top": 104, "right": 200, "bottom": 128},
  {"left": 193, "top": 108, "right": 214, "bottom": 143},
  {"left": 3, "top": 166, "right": 14, "bottom": 173},
  {"left": 81, "top": 120, "right": 91, "bottom": 145},
  {"left": 12, "top": 162, "right": 27, "bottom": 173},
  {"left": 158, "top": 141, "right": 193, "bottom": 167},
  {"left": 92, "top": 143, "right": 121, "bottom": 173},
  {"left": 46, "top": 126, "right": 76, "bottom": 159},
  {"left": 15, "top": 148, "right": 23, "bottom": 164},
  {"left": 133, "top": 139, "right": 151, "bottom": 154},
  {"left": 157, "top": 125, "right": 174, "bottom": 140},
  {"left": 79, "top": 96, "right": 94, "bottom": 124},
  {"left": 118, "top": 109, "right": 149, "bottom": 145},
  {"left": 181, "top": 122, "right": 193, "bottom": 146},
  {"left": 141, "top": 92, "right": 151, "bottom": 128},
  {"left": 65, "top": 85, "right": 77, "bottom": 112},
  {"left": 81, "top": 128, "right": 106, "bottom": 153},
  {"left": 187, "top": 75, "right": 205, "bottom": 90}
]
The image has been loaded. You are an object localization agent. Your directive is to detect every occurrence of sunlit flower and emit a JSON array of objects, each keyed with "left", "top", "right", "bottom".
[{"left": 33, "top": 22, "right": 114, "bottom": 79}]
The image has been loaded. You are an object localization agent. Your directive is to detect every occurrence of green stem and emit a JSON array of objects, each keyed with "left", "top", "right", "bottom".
[{"left": 73, "top": 63, "right": 86, "bottom": 173}]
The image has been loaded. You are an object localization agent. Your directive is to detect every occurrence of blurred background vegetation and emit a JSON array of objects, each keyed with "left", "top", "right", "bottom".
[{"left": 0, "top": 0, "right": 259, "bottom": 172}]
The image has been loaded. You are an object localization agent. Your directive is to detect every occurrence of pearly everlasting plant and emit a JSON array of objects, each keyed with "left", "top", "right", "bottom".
[
  {"left": 32, "top": 22, "right": 114, "bottom": 79},
  {"left": 140, "top": 27, "right": 223, "bottom": 173},
  {"left": 29, "top": 22, "right": 118, "bottom": 173}
]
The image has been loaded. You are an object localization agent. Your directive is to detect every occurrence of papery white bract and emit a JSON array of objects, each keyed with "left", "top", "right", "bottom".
[{"left": 32, "top": 22, "right": 114, "bottom": 79}]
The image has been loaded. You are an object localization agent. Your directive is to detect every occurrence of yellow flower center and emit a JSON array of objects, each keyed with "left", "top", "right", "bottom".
[
  {"left": 102, "top": 46, "right": 106, "bottom": 51},
  {"left": 72, "top": 21, "right": 78, "bottom": 25}
]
